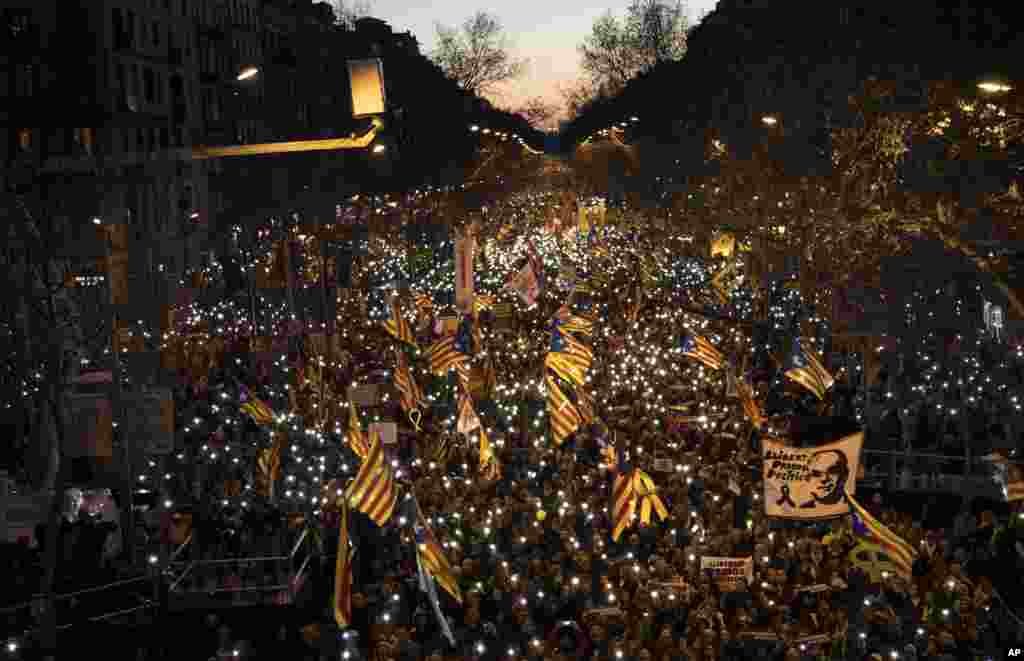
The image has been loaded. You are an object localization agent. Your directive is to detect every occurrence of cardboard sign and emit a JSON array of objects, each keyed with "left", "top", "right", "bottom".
[
  {"left": 700, "top": 556, "right": 753, "bottom": 592},
  {"left": 122, "top": 389, "right": 175, "bottom": 455},
  {"left": 368, "top": 421, "right": 397, "bottom": 445}
]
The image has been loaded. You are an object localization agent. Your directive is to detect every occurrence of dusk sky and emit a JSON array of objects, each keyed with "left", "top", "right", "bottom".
[{"left": 355, "top": 1, "right": 717, "bottom": 115}]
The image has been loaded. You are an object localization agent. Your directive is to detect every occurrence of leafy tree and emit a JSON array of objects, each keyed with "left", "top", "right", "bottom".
[
  {"left": 431, "top": 11, "right": 527, "bottom": 97},
  {"left": 579, "top": 1, "right": 689, "bottom": 97}
]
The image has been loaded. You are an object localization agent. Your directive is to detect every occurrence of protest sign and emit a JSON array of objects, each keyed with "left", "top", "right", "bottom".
[
  {"left": 700, "top": 556, "right": 753, "bottom": 592},
  {"left": 762, "top": 433, "right": 863, "bottom": 520}
]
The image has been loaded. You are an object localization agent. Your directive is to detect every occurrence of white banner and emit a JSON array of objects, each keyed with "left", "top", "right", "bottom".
[
  {"left": 454, "top": 236, "right": 475, "bottom": 312},
  {"left": 506, "top": 262, "right": 539, "bottom": 306},
  {"left": 700, "top": 556, "right": 753, "bottom": 592},
  {"left": 762, "top": 433, "right": 863, "bottom": 520}
]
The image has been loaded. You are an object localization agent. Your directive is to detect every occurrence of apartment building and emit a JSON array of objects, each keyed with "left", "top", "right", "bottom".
[{"left": 1, "top": 0, "right": 358, "bottom": 286}]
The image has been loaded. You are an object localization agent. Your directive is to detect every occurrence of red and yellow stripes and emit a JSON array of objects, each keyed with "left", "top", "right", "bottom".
[
  {"left": 345, "top": 431, "right": 398, "bottom": 527},
  {"left": 346, "top": 402, "right": 370, "bottom": 461},
  {"left": 612, "top": 468, "right": 668, "bottom": 542},
  {"left": 333, "top": 499, "right": 353, "bottom": 628},
  {"left": 848, "top": 494, "right": 916, "bottom": 577},
  {"left": 546, "top": 374, "right": 582, "bottom": 446}
]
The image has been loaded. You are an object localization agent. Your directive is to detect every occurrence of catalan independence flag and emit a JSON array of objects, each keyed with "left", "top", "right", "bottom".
[
  {"left": 546, "top": 328, "right": 593, "bottom": 387},
  {"left": 546, "top": 374, "right": 582, "bottom": 446},
  {"left": 394, "top": 351, "right": 425, "bottom": 416},
  {"left": 346, "top": 401, "right": 370, "bottom": 461},
  {"left": 333, "top": 499, "right": 354, "bottom": 628},
  {"left": 239, "top": 385, "right": 276, "bottom": 426},
  {"left": 382, "top": 297, "right": 418, "bottom": 349},
  {"left": 428, "top": 329, "right": 470, "bottom": 376},
  {"left": 737, "top": 379, "right": 765, "bottom": 430},
  {"left": 785, "top": 337, "right": 834, "bottom": 400},
  {"left": 847, "top": 493, "right": 917, "bottom": 578},
  {"left": 555, "top": 306, "right": 594, "bottom": 338},
  {"left": 414, "top": 506, "right": 462, "bottom": 603},
  {"left": 680, "top": 333, "right": 724, "bottom": 371},
  {"left": 344, "top": 431, "right": 398, "bottom": 527}
]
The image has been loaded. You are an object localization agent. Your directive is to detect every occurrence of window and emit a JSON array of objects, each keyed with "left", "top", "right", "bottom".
[
  {"left": 75, "top": 128, "right": 95, "bottom": 153},
  {"left": 17, "top": 128, "right": 32, "bottom": 151}
]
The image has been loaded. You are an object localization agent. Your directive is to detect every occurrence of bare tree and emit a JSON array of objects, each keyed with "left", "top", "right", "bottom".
[
  {"left": 560, "top": 79, "right": 598, "bottom": 121},
  {"left": 432, "top": 11, "right": 527, "bottom": 97},
  {"left": 579, "top": 1, "right": 689, "bottom": 96},
  {"left": 326, "top": 0, "right": 373, "bottom": 29},
  {"left": 517, "top": 97, "right": 560, "bottom": 130}
]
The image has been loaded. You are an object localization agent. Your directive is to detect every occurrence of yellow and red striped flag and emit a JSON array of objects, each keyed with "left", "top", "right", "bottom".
[
  {"left": 848, "top": 493, "right": 917, "bottom": 578},
  {"left": 737, "top": 380, "right": 765, "bottom": 430},
  {"left": 344, "top": 431, "right": 398, "bottom": 527},
  {"left": 680, "top": 333, "right": 724, "bottom": 370},
  {"left": 785, "top": 337, "right": 834, "bottom": 400},
  {"left": 546, "top": 374, "right": 582, "bottom": 446},
  {"left": 394, "top": 351, "right": 425, "bottom": 415},
  {"left": 612, "top": 468, "right": 668, "bottom": 542},
  {"left": 382, "top": 297, "right": 418, "bottom": 349},
  {"left": 415, "top": 508, "right": 462, "bottom": 603},
  {"left": 346, "top": 401, "right": 370, "bottom": 461},
  {"left": 240, "top": 385, "right": 276, "bottom": 426},
  {"left": 333, "top": 499, "right": 353, "bottom": 628},
  {"left": 428, "top": 334, "right": 470, "bottom": 376},
  {"left": 546, "top": 329, "right": 593, "bottom": 387},
  {"left": 555, "top": 305, "right": 594, "bottom": 337}
]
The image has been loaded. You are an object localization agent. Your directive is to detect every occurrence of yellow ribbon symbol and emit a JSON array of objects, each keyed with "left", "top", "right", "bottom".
[{"left": 409, "top": 409, "right": 422, "bottom": 432}]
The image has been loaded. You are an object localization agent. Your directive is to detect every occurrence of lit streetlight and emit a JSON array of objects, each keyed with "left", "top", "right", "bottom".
[
  {"left": 236, "top": 66, "right": 259, "bottom": 81},
  {"left": 761, "top": 115, "right": 778, "bottom": 126},
  {"left": 372, "top": 143, "right": 386, "bottom": 154},
  {"left": 978, "top": 81, "right": 1012, "bottom": 93}
]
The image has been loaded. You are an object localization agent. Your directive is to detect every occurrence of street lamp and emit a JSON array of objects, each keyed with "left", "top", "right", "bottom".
[
  {"left": 236, "top": 66, "right": 259, "bottom": 81},
  {"left": 978, "top": 81, "right": 1012, "bottom": 93},
  {"left": 372, "top": 143, "right": 386, "bottom": 154},
  {"left": 761, "top": 115, "right": 778, "bottom": 126}
]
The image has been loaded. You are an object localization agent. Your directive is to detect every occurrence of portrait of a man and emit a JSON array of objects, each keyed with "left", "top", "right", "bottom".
[{"left": 801, "top": 450, "right": 849, "bottom": 508}]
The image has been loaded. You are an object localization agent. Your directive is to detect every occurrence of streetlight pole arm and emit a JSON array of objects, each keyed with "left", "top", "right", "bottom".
[{"left": 191, "top": 118, "right": 384, "bottom": 160}]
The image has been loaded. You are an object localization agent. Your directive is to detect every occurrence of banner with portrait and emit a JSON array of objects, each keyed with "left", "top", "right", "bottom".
[
  {"left": 700, "top": 556, "right": 753, "bottom": 592},
  {"left": 762, "top": 433, "right": 863, "bottom": 520}
]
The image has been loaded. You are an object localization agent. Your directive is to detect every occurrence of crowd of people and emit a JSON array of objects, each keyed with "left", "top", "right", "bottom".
[{"left": 154, "top": 401, "right": 1024, "bottom": 661}]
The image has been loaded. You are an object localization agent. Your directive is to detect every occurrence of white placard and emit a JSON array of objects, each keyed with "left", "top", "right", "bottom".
[
  {"left": 700, "top": 556, "right": 753, "bottom": 592},
  {"left": 368, "top": 421, "right": 397, "bottom": 445},
  {"left": 762, "top": 433, "right": 863, "bottom": 520}
]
